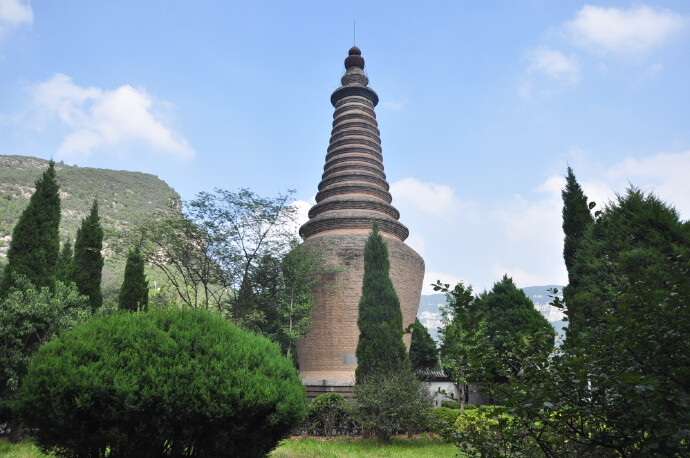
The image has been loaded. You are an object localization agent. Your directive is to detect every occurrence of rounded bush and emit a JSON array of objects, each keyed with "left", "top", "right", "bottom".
[
  {"left": 15, "top": 309, "right": 307, "bottom": 457},
  {"left": 305, "top": 393, "right": 357, "bottom": 437}
]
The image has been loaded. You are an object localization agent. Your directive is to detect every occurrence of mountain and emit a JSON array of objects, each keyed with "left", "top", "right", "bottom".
[
  {"left": 417, "top": 285, "right": 566, "bottom": 343},
  {"left": 0, "top": 154, "right": 180, "bottom": 299}
]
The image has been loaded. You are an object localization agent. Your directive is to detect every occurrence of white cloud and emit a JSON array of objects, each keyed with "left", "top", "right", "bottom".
[
  {"left": 0, "top": 0, "right": 32, "bottom": 26},
  {"left": 528, "top": 48, "right": 580, "bottom": 83},
  {"left": 605, "top": 150, "right": 690, "bottom": 217},
  {"left": 31, "top": 74, "right": 194, "bottom": 159},
  {"left": 390, "top": 177, "right": 461, "bottom": 219},
  {"left": 566, "top": 5, "right": 687, "bottom": 56}
]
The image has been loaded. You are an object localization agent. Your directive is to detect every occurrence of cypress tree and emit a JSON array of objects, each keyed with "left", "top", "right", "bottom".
[
  {"left": 55, "top": 241, "right": 74, "bottom": 284},
  {"left": 355, "top": 222, "right": 408, "bottom": 383},
  {"left": 118, "top": 247, "right": 149, "bottom": 311},
  {"left": 0, "top": 161, "right": 60, "bottom": 297},
  {"left": 561, "top": 167, "right": 594, "bottom": 338},
  {"left": 73, "top": 200, "right": 104, "bottom": 310},
  {"left": 562, "top": 167, "right": 594, "bottom": 288}
]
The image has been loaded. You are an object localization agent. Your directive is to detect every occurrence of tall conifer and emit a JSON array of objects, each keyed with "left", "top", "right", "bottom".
[
  {"left": 118, "top": 247, "right": 149, "bottom": 311},
  {"left": 0, "top": 161, "right": 60, "bottom": 297},
  {"left": 355, "top": 222, "right": 408, "bottom": 383},
  {"left": 73, "top": 200, "right": 104, "bottom": 310},
  {"left": 561, "top": 167, "right": 594, "bottom": 338},
  {"left": 562, "top": 167, "right": 594, "bottom": 287},
  {"left": 55, "top": 241, "right": 74, "bottom": 284}
]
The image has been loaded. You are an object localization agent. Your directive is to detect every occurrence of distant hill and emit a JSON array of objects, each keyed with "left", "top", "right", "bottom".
[
  {"left": 417, "top": 285, "right": 566, "bottom": 343},
  {"left": 0, "top": 154, "right": 180, "bottom": 299}
]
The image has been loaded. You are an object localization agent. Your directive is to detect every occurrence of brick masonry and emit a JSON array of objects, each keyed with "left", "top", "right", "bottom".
[{"left": 297, "top": 46, "right": 425, "bottom": 388}]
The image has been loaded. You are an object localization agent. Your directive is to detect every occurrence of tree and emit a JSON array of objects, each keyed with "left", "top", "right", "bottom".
[
  {"left": 437, "top": 277, "right": 555, "bottom": 407},
  {"left": 186, "top": 188, "right": 297, "bottom": 326},
  {"left": 408, "top": 318, "right": 439, "bottom": 371},
  {"left": 561, "top": 166, "right": 595, "bottom": 337},
  {"left": 118, "top": 188, "right": 297, "bottom": 326},
  {"left": 72, "top": 200, "right": 104, "bottom": 311},
  {"left": 0, "top": 161, "right": 60, "bottom": 297},
  {"left": 475, "top": 275, "right": 555, "bottom": 378},
  {"left": 276, "top": 242, "right": 320, "bottom": 358},
  {"left": 466, "top": 188, "right": 690, "bottom": 457},
  {"left": 436, "top": 280, "right": 485, "bottom": 411},
  {"left": 0, "top": 277, "right": 89, "bottom": 442},
  {"left": 118, "top": 247, "right": 149, "bottom": 311},
  {"left": 16, "top": 309, "right": 307, "bottom": 457},
  {"left": 355, "top": 222, "right": 408, "bottom": 383},
  {"left": 55, "top": 241, "right": 73, "bottom": 284}
]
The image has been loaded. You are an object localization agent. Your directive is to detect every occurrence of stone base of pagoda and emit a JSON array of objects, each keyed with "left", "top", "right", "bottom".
[
  {"left": 302, "top": 377, "right": 355, "bottom": 403},
  {"left": 295, "top": 231, "right": 425, "bottom": 388}
]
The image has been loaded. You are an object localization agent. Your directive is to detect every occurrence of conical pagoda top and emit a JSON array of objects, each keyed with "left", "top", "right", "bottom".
[{"left": 299, "top": 47, "right": 409, "bottom": 241}]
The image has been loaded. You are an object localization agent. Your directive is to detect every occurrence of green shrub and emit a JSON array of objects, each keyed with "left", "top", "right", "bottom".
[
  {"left": 306, "top": 393, "right": 358, "bottom": 437},
  {"left": 439, "top": 401, "right": 479, "bottom": 410},
  {"left": 453, "top": 406, "right": 541, "bottom": 456},
  {"left": 354, "top": 369, "right": 433, "bottom": 442},
  {"left": 427, "top": 407, "right": 463, "bottom": 439},
  {"left": 15, "top": 309, "right": 307, "bottom": 457}
]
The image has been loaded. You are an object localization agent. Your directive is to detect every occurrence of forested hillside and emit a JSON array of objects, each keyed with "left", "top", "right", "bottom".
[{"left": 0, "top": 154, "right": 180, "bottom": 299}]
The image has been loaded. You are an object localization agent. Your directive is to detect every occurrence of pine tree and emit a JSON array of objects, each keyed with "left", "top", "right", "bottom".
[
  {"left": 72, "top": 200, "right": 104, "bottom": 310},
  {"left": 55, "top": 241, "right": 74, "bottom": 284},
  {"left": 118, "top": 247, "right": 149, "bottom": 311},
  {"left": 0, "top": 161, "right": 60, "bottom": 298},
  {"left": 355, "top": 222, "right": 408, "bottom": 383}
]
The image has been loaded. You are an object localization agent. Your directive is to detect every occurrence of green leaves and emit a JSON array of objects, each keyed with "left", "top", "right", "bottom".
[
  {"left": 15, "top": 309, "right": 307, "bottom": 457},
  {"left": 355, "top": 222, "right": 408, "bottom": 383}
]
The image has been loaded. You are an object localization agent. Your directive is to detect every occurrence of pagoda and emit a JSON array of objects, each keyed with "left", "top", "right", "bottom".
[{"left": 297, "top": 47, "right": 424, "bottom": 398}]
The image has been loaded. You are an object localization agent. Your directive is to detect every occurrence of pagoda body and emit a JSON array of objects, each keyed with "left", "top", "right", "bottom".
[{"left": 297, "top": 47, "right": 425, "bottom": 397}]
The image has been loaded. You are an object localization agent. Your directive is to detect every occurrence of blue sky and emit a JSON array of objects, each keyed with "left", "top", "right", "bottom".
[{"left": 1, "top": 1, "right": 689, "bottom": 292}]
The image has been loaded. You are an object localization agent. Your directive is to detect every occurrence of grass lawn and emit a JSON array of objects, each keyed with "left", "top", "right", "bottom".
[
  {"left": 1, "top": 435, "right": 460, "bottom": 457},
  {"left": 0, "top": 438, "right": 49, "bottom": 457},
  {"left": 271, "top": 435, "right": 460, "bottom": 457}
]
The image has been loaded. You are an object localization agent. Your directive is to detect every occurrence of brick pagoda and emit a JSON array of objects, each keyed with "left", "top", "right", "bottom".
[{"left": 297, "top": 47, "right": 425, "bottom": 399}]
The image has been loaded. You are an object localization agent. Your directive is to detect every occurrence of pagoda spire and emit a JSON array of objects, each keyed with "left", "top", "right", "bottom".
[{"left": 299, "top": 47, "right": 409, "bottom": 241}]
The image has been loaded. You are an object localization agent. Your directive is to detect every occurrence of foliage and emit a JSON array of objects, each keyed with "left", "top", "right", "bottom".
[
  {"left": 452, "top": 405, "right": 542, "bottom": 457},
  {"left": 275, "top": 242, "right": 325, "bottom": 357},
  {"left": 461, "top": 188, "right": 690, "bottom": 457},
  {"left": 118, "top": 246, "right": 149, "bottom": 311},
  {"left": 561, "top": 166, "right": 595, "bottom": 338},
  {"left": 0, "top": 161, "right": 60, "bottom": 297},
  {"left": 475, "top": 276, "right": 555, "bottom": 378},
  {"left": 305, "top": 393, "right": 357, "bottom": 437},
  {"left": 0, "top": 155, "right": 179, "bottom": 243},
  {"left": 55, "top": 241, "right": 73, "bottom": 284},
  {"left": 0, "top": 277, "right": 89, "bottom": 442},
  {"left": 118, "top": 188, "right": 297, "bottom": 329},
  {"left": 119, "top": 210, "right": 231, "bottom": 311},
  {"left": 408, "top": 318, "right": 439, "bottom": 371},
  {"left": 354, "top": 369, "right": 433, "bottom": 442},
  {"left": 355, "top": 222, "right": 408, "bottom": 383},
  {"left": 15, "top": 308, "right": 307, "bottom": 457},
  {"left": 0, "top": 155, "right": 180, "bottom": 302},
  {"left": 186, "top": 188, "right": 297, "bottom": 327},
  {"left": 437, "top": 281, "right": 484, "bottom": 409},
  {"left": 427, "top": 407, "right": 464, "bottom": 439},
  {"left": 72, "top": 200, "right": 104, "bottom": 310}
]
